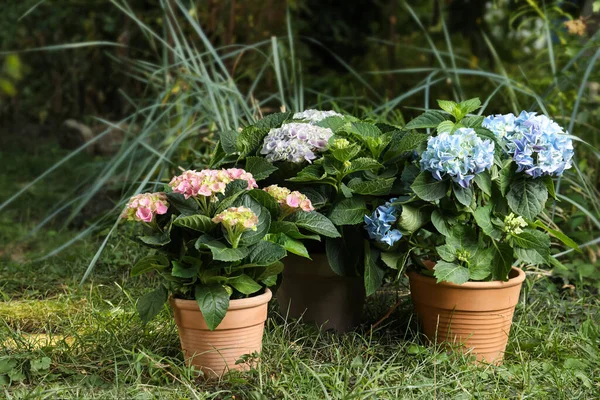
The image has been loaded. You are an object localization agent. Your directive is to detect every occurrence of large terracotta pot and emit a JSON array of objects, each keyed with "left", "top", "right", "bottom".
[
  {"left": 277, "top": 254, "right": 365, "bottom": 332},
  {"left": 169, "top": 288, "right": 272, "bottom": 378},
  {"left": 408, "top": 267, "right": 525, "bottom": 364}
]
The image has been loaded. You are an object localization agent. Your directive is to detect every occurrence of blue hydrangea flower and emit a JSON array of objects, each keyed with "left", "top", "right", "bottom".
[
  {"left": 260, "top": 122, "right": 333, "bottom": 163},
  {"left": 293, "top": 109, "right": 343, "bottom": 123},
  {"left": 419, "top": 128, "right": 495, "bottom": 188},
  {"left": 364, "top": 198, "right": 403, "bottom": 247},
  {"left": 483, "top": 111, "right": 573, "bottom": 177}
]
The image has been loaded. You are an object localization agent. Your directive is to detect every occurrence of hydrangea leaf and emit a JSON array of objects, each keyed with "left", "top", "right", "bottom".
[
  {"left": 347, "top": 177, "right": 396, "bottom": 196},
  {"left": 491, "top": 242, "right": 514, "bottom": 281},
  {"left": 437, "top": 120, "right": 454, "bottom": 134},
  {"left": 507, "top": 178, "right": 548, "bottom": 220},
  {"left": 328, "top": 198, "right": 368, "bottom": 226},
  {"left": 411, "top": 172, "right": 450, "bottom": 201},
  {"left": 473, "top": 205, "right": 502, "bottom": 240},
  {"left": 137, "top": 285, "right": 168, "bottom": 324},
  {"left": 433, "top": 261, "right": 470, "bottom": 284},
  {"left": 474, "top": 172, "right": 492, "bottom": 196},
  {"left": 397, "top": 204, "right": 429, "bottom": 234},
  {"left": 405, "top": 110, "right": 447, "bottom": 130},
  {"left": 453, "top": 184, "right": 474, "bottom": 207},
  {"left": 267, "top": 233, "right": 310, "bottom": 259},
  {"left": 436, "top": 244, "right": 456, "bottom": 262},
  {"left": 173, "top": 214, "right": 215, "bottom": 233},
  {"left": 228, "top": 274, "right": 262, "bottom": 295},
  {"left": 364, "top": 241, "right": 385, "bottom": 296},
  {"left": 243, "top": 240, "right": 286, "bottom": 267},
  {"left": 245, "top": 157, "right": 278, "bottom": 181},
  {"left": 195, "top": 284, "right": 230, "bottom": 331},
  {"left": 269, "top": 221, "right": 320, "bottom": 241},
  {"left": 431, "top": 209, "right": 453, "bottom": 237},
  {"left": 254, "top": 111, "right": 292, "bottom": 130},
  {"left": 290, "top": 211, "right": 340, "bottom": 238}
]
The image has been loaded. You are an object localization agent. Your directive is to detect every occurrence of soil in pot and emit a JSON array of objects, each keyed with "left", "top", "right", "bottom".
[
  {"left": 408, "top": 267, "right": 525, "bottom": 364},
  {"left": 169, "top": 288, "right": 272, "bottom": 378},
  {"left": 277, "top": 254, "right": 365, "bottom": 332}
]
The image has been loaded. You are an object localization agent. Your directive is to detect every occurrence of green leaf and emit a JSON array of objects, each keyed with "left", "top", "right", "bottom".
[
  {"left": 497, "top": 160, "right": 515, "bottom": 196},
  {"left": 245, "top": 240, "right": 287, "bottom": 266},
  {"left": 474, "top": 172, "right": 492, "bottom": 196},
  {"left": 268, "top": 233, "right": 310, "bottom": 258},
  {"left": 173, "top": 214, "right": 215, "bottom": 232},
  {"left": 453, "top": 184, "right": 473, "bottom": 207},
  {"left": 405, "top": 110, "right": 447, "bottom": 130},
  {"left": 411, "top": 172, "right": 450, "bottom": 201},
  {"left": 316, "top": 116, "right": 350, "bottom": 132},
  {"left": 433, "top": 261, "right": 470, "bottom": 284},
  {"left": 137, "top": 285, "right": 168, "bottom": 324},
  {"left": 436, "top": 244, "right": 456, "bottom": 262},
  {"left": 30, "top": 357, "right": 51, "bottom": 372},
  {"left": 436, "top": 120, "right": 454, "bottom": 134},
  {"left": 238, "top": 196, "right": 271, "bottom": 247},
  {"left": 195, "top": 285, "right": 230, "bottom": 331},
  {"left": 290, "top": 211, "right": 341, "bottom": 238},
  {"left": 219, "top": 130, "right": 239, "bottom": 154},
  {"left": 349, "top": 122, "right": 381, "bottom": 140},
  {"left": 431, "top": 210, "right": 452, "bottom": 237},
  {"left": 437, "top": 99, "right": 458, "bottom": 116},
  {"left": 328, "top": 198, "right": 368, "bottom": 226},
  {"left": 512, "top": 229, "right": 551, "bottom": 253},
  {"left": 473, "top": 205, "right": 502, "bottom": 240},
  {"left": 245, "top": 157, "right": 278, "bottom": 181},
  {"left": 330, "top": 143, "right": 361, "bottom": 162},
  {"left": 247, "top": 189, "right": 280, "bottom": 219},
  {"left": 269, "top": 221, "right": 320, "bottom": 240},
  {"left": 257, "top": 261, "right": 285, "bottom": 282},
  {"left": 171, "top": 260, "right": 199, "bottom": 278},
  {"left": 543, "top": 176, "right": 557, "bottom": 200},
  {"left": 138, "top": 233, "right": 171, "bottom": 247},
  {"left": 491, "top": 242, "right": 514, "bottom": 281},
  {"left": 514, "top": 247, "right": 546, "bottom": 265},
  {"left": 340, "top": 183, "right": 353, "bottom": 198},
  {"left": 347, "top": 177, "right": 396, "bottom": 196},
  {"left": 462, "top": 115, "right": 485, "bottom": 128},
  {"left": 381, "top": 252, "right": 404, "bottom": 269},
  {"left": 326, "top": 234, "right": 361, "bottom": 276},
  {"left": 507, "top": 178, "right": 548, "bottom": 220},
  {"left": 457, "top": 97, "right": 481, "bottom": 115},
  {"left": 254, "top": 111, "right": 292, "bottom": 130},
  {"left": 397, "top": 205, "right": 428, "bottom": 234},
  {"left": 364, "top": 241, "right": 384, "bottom": 296},
  {"left": 131, "top": 255, "right": 169, "bottom": 276},
  {"left": 238, "top": 126, "right": 267, "bottom": 157},
  {"left": 469, "top": 248, "right": 494, "bottom": 280},
  {"left": 387, "top": 131, "right": 429, "bottom": 157},
  {"left": 199, "top": 240, "right": 250, "bottom": 262},
  {"left": 348, "top": 157, "right": 383, "bottom": 173},
  {"left": 229, "top": 274, "right": 262, "bottom": 295},
  {"left": 166, "top": 192, "right": 198, "bottom": 216}
]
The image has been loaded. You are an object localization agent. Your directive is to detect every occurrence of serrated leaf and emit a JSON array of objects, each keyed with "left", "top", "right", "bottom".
[
  {"left": 171, "top": 260, "right": 199, "bottom": 278},
  {"left": 166, "top": 192, "right": 199, "bottom": 216},
  {"left": 219, "top": 130, "right": 239, "bottom": 154},
  {"left": 437, "top": 99, "right": 458, "bottom": 116},
  {"left": 381, "top": 252, "right": 404, "bottom": 269},
  {"left": 254, "top": 111, "right": 292, "bottom": 129},
  {"left": 453, "top": 184, "right": 473, "bottom": 207},
  {"left": 247, "top": 189, "right": 280, "bottom": 219},
  {"left": 316, "top": 116, "right": 349, "bottom": 132},
  {"left": 173, "top": 214, "right": 215, "bottom": 232},
  {"left": 131, "top": 255, "right": 169, "bottom": 276},
  {"left": 457, "top": 98, "right": 481, "bottom": 115},
  {"left": 137, "top": 285, "right": 168, "bottom": 324},
  {"left": 411, "top": 172, "right": 450, "bottom": 201},
  {"left": 198, "top": 240, "right": 250, "bottom": 262},
  {"left": 269, "top": 221, "right": 320, "bottom": 240},
  {"left": 507, "top": 178, "right": 548, "bottom": 220},
  {"left": 138, "top": 233, "right": 171, "bottom": 247},
  {"left": 347, "top": 177, "right": 396, "bottom": 196},
  {"left": 474, "top": 172, "right": 492, "bottom": 196},
  {"left": 431, "top": 210, "right": 452, "bottom": 236},
  {"left": 387, "top": 131, "right": 429, "bottom": 157},
  {"left": 473, "top": 205, "right": 502, "bottom": 239},
  {"left": 491, "top": 242, "right": 514, "bottom": 281},
  {"left": 245, "top": 240, "right": 287, "bottom": 266},
  {"left": 330, "top": 143, "right": 361, "bottom": 162},
  {"left": 245, "top": 157, "right": 278, "bottom": 181},
  {"left": 238, "top": 126, "right": 267, "bottom": 157},
  {"left": 433, "top": 261, "right": 470, "bottom": 284},
  {"left": 462, "top": 115, "right": 485, "bottom": 128},
  {"left": 238, "top": 196, "right": 271, "bottom": 247},
  {"left": 405, "top": 110, "right": 447, "bottom": 130},
  {"left": 229, "top": 274, "right": 262, "bottom": 295},
  {"left": 268, "top": 233, "right": 310, "bottom": 258},
  {"left": 349, "top": 122, "right": 381, "bottom": 140},
  {"left": 496, "top": 160, "right": 515, "bottom": 196},
  {"left": 515, "top": 247, "right": 546, "bottom": 265},
  {"left": 512, "top": 229, "right": 550, "bottom": 255},
  {"left": 328, "top": 198, "right": 368, "bottom": 225},
  {"left": 469, "top": 248, "right": 494, "bottom": 280},
  {"left": 436, "top": 244, "right": 456, "bottom": 262},
  {"left": 195, "top": 284, "right": 230, "bottom": 331},
  {"left": 397, "top": 205, "right": 428, "bottom": 234},
  {"left": 437, "top": 120, "right": 454, "bottom": 134},
  {"left": 290, "top": 211, "right": 340, "bottom": 238},
  {"left": 348, "top": 157, "right": 383, "bottom": 173}
]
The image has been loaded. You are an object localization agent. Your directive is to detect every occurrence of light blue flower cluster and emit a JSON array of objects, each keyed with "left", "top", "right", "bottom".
[
  {"left": 293, "top": 109, "right": 343, "bottom": 123},
  {"left": 482, "top": 111, "right": 574, "bottom": 178},
  {"left": 364, "top": 198, "right": 403, "bottom": 247},
  {"left": 260, "top": 122, "right": 333, "bottom": 163},
  {"left": 419, "top": 128, "right": 495, "bottom": 188}
]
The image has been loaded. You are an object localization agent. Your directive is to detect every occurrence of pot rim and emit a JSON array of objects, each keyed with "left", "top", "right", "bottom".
[
  {"left": 170, "top": 288, "right": 272, "bottom": 311},
  {"left": 407, "top": 266, "right": 525, "bottom": 290}
]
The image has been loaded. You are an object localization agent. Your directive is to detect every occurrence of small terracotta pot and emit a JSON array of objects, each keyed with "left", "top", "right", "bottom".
[
  {"left": 408, "top": 267, "right": 525, "bottom": 364},
  {"left": 277, "top": 254, "right": 365, "bottom": 332},
  {"left": 170, "top": 288, "right": 272, "bottom": 378}
]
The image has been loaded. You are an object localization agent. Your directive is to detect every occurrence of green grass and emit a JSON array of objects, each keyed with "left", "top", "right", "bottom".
[{"left": 1, "top": 241, "right": 599, "bottom": 399}]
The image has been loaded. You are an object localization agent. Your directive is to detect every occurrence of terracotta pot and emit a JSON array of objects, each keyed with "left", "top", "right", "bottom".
[
  {"left": 169, "top": 288, "right": 272, "bottom": 378},
  {"left": 277, "top": 254, "right": 365, "bottom": 332},
  {"left": 408, "top": 267, "right": 525, "bottom": 364}
]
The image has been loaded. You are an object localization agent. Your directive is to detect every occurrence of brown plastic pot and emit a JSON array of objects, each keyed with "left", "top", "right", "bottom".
[
  {"left": 277, "top": 254, "right": 365, "bottom": 332},
  {"left": 408, "top": 266, "right": 525, "bottom": 364},
  {"left": 169, "top": 288, "right": 272, "bottom": 378}
]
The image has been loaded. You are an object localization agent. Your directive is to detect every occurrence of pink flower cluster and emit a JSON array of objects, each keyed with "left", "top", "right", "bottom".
[
  {"left": 169, "top": 168, "right": 258, "bottom": 200},
  {"left": 263, "top": 185, "right": 314, "bottom": 213},
  {"left": 121, "top": 192, "right": 169, "bottom": 223},
  {"left": 212, "top": 206, "right": 259, "bottom": 231}
]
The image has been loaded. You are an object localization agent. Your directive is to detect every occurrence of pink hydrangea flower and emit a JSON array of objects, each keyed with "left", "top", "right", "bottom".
[
  {"left": 121, "top": 192, "right": 169, "bottom": 223},
  {"left": 169, "top": 169, "right": 258, "bottom": 200},
  {"left": 212, "top": 206, "right": 259, "bottom": 231},
  {"left": 263, "top": 185, "right": 314, "bottom": 217}
]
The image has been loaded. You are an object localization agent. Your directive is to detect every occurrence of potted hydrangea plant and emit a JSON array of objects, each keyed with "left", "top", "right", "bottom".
[
  {"left": 396, "top": 98, "right": 577, "bottom": 363},
  {"left": 211, "top": 109, "right": 424, "bottom": 330},
  {"left": 122, "top": 167, "right": 318, "bottom": 377}
]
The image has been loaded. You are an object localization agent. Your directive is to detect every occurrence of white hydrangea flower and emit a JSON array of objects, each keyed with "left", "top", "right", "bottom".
[
  {"left": 260, "top": 122, "right": 333, "bottom": 163},
  {"left": 293, "top": 109, "right": 343, "bottom": 124}
]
